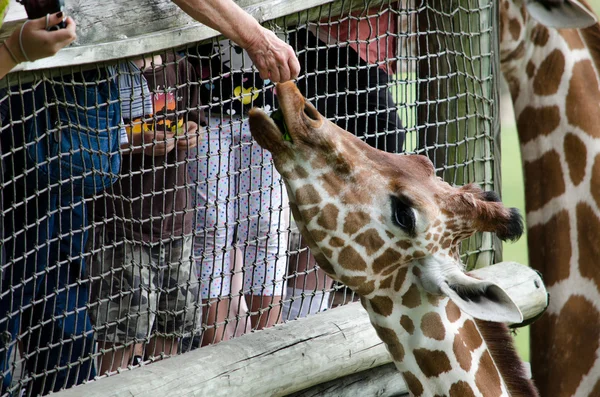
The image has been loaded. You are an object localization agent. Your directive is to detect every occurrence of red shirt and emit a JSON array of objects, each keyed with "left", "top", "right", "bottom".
[{"left": 311, "top": 6, "right": 400, "bottom": 74}]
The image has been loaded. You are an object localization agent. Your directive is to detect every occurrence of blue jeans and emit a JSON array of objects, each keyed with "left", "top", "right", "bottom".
[{"left": 0, "top": 70, "right": 121, "bottom": 394}]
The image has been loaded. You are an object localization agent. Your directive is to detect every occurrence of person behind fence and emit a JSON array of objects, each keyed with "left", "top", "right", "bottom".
[
  {"left": 187, "top": 37, "right": 291, "bottom": 347},
  {"left": 0, "top": 11, "right": 125, "bottom": 395},
  {"left": 283, "top": 8, "right": 407, "bottom": 320},
  {"left": 88, "top": 53, "right": 203, "bottom": 374}
]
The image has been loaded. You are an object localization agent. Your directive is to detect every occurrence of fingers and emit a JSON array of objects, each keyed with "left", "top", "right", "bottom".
[
  {"left": 46, "top": 12, "right": 66, "bottom": 28},
  {"left": 50, "top": 17, "right": 77, "bottom": 43},
  {"left": 288, "top": 55, "right": 300, "bottom": 80},
  {"left": 247, "top": 28, "right": 299, "bottom": 83}
]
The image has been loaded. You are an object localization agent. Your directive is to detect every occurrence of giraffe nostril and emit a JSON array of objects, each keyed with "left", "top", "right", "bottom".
[{"left": 303, "top": 103, "right": 320, "bottom": 122}]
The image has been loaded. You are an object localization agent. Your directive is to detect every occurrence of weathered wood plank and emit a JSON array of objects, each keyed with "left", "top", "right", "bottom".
[
  {"left": 55, "top": 302, "right": 392, "bottom": 397},
  {"left": 53, "top": 261, "right": 545, "bottom": 397},
  {"left": 286, "top": 363, "right": 409, "bottom": 397},
  {"left": 0, "top": 0, "right": 392, "bottom": 72}
]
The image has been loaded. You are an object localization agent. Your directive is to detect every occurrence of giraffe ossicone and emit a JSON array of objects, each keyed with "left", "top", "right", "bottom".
[{"left": 249, "top": 82, "right": 541, "bottom": 397}]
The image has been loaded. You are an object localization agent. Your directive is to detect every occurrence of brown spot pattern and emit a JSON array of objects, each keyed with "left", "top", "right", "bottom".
[
  {"left": 354, "top": 228, "right": 385, "bottom": 256},
  {"left": 414, "top": 349, "right": 452, "bottom": 377},
  {"left": 531, "top": 296, "right": 600, "bottom": 397},
  {"left": 321, "top": 246, "right": 333, "bottom": 258},
  {"left": 452, "top": 320, "right": 483, "bottom": 372},
  {"left": 295, "top": 185, "right": 322, "bottom": 205},
  {"left": 523, "top": 150, "right": 565, "bottom": 212},
  {"left": 403, "top": 372, "right": 423, "bottom": 397},
  {"left": 397, "top": 240, "right": 412, "bottom": 250},
  {"left": 475, "top": 351, "right": 503, "bottom": 397},
  {"left": 459, "top": 320, "right": 484, "bottom": 352},
  {"left": 316, "top": 204, "right": 339, "bottom": 231},
  {"left": 338, "top": 246, "right": 367, "bottom": 271},
  {"left": 446, "top": 300, "right": 461, "bottom": 322},
  {"left": 300, "top": 206, "right": 320, "bottom": 224},
  {"left": 401, "top": 285, "right": 421, "bottom": 308},
  {"left": 453, "top": 332, "right": 473, "bottom": 371},
  {"left": 503, "top": 41, "right": 525, "bottom": 62},
  {"left": 526, "top": 61, "right": 536, "bottom": 78},
  {"left": 564, "top": 133, "right": 587, "bottom": 186},
  {"left": 379, "top": 275, "right": 393, "bottom": 289},
  {"left": 531, "top": 24, "right": 549, "bottom": 46},
  {"left": 289, "top": 165, "right": 309, "bottom": 179},
  {"left": 373, "top": 324, "right": 405, "bottom": 362},
  {"left": 373, "top": 248, "right": 402, "bottom": 274},
  {"left": 319, "top": 171, "right": 344, "bottom": 198},
  {"left": 517, "top": 106, "right": 560, "bottom": 143},
  {"left": 592, "top": 154, "right": 600, "bottom": 209},
  {"left": 566, "top": 60, "right": 600, "bottom": 137},
  {"left": 370, "top": 296, "right": 394, "bottom": 317},
  {"left": 508, "top": 18, "right": 521, "bottom": 40},
  {"left": 533, "top": 49, "right": 565, "bottom": 96},
  {"left": 421, "top": 312, "right": 445, "bottom": 341},
  {"left": 577, "top": 203, "right": 600, "bottom": 291},
  {"left": 528, "top": 209, "right": 571, "bottom": 286},
  {"left": 400, "top": 315, "right": 414, "bottom": 334},
  {"left": 329, "top": 236, "right": 345, "bottom": 247},
  {"left": 560, "top": 29, "right": 585, "bottom": 50},
  {"left": 449, "top": 381, "right": 477, "bottom": 397},
  {"left": 310, "top": 155, "right": 327, "bottom": 169},
  {"left": 310, "top": 230, "right": 327, "bottom": 242},
  {"left": 343, "top": 211, "right": 371, "bottom": 235},
  {"left": 394, "top": 267, "right": 408, "bottom": 292}
]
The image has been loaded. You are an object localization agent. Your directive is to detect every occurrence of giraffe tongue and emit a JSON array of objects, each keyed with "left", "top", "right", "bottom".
[{"left": 270, "top": 109, "right": 292, "bottom": 142}]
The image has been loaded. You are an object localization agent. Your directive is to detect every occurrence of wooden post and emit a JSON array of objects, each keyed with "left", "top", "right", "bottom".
[{"left": 417, "top": 0, "right": 499, "bottom": 270}]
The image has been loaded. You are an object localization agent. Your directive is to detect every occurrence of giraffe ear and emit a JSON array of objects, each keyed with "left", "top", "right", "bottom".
[
  {"left": 439, "top": 274, "right": 524, "bottom": 324},
  {"left": 525, "top": 0, "right": 597, "bottom": 29},
  {"left": 419, "top": 256, "right": 523, "bottom": 324}
]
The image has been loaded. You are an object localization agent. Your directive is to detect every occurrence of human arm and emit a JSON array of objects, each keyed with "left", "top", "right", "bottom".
[
  {"left": 0, "top": 12, "right": 76, "bottom": 79},
  {"left": 171, "top": 0, "right": 299, "bottom": 82}
]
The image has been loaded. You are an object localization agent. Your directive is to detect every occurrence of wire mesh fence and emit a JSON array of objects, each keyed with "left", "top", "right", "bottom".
[{"left": 0, "top": 0, "right": 498, "bottom": 395}]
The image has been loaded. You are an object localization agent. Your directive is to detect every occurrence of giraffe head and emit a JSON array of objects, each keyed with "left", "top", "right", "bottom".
[{"left": 249, "top": 82, "right": 525, "bottom": 323}]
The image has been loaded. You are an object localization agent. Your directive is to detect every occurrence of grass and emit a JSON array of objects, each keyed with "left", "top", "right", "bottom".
[{"left": 500, "top": 123, "right": 530, "bottom": 362}]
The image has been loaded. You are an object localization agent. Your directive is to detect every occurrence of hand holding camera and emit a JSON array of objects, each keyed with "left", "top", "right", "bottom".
[
  {"left": 2, "top": 1, "right": 76, "bottom": 65},
  {"left": 19, "top": 0, "right": 66, "bottom": 30}
]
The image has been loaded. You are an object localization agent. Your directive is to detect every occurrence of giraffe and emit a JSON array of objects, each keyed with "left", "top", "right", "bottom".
[
  {"left": 248, "top": 81, "right": 539, "bottom": 397},
  {"left": 500, "top": 1, "right": 600, "bottom": 396}
]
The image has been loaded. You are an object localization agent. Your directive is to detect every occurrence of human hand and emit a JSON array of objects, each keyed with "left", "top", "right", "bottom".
[
  {"left": 5, "top": 12, "right": 76, "bottom": 64},
  {"left": 245, "top": 26, "right": 300, "bottom": 83},
  {"left": 175, "top": 121, "right": 201, "bottom": 151},
  {"left": 143, "top": 129, "right": 176, "bottom": 156}
]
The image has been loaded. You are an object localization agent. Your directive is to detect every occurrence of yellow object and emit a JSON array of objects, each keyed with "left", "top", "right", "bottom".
[
  {"left": 0, "top": 0, "right": 10, "bottom": 28},
  {"left": 171, "top": 118, "right": 185, "bottom": 135},
  {"left": 234, "top": 86, "right": 259, "bottom": 105}
]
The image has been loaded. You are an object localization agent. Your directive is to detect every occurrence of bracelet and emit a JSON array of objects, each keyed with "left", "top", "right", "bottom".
[
  {"left": 1, "top": 41, "right": 20, "bottom": 64},
  {"left": 19, "top": 20, "right": 31, "bottom": 62}
]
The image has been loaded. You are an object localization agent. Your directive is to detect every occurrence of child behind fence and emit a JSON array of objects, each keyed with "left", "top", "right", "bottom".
[
  {"left": 187, "top": 39, "right": 289, "bottom": 346},
  {"left": 88, "top": 53, "right": 203, "bottom": 374}
]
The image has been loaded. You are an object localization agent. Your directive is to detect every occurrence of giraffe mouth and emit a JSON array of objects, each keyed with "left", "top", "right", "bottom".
[{"left": 270, "top": 108, "right": 292, "bottom": 142}]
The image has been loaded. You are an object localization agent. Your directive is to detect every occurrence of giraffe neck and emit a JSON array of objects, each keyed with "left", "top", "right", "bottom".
[
  {"left": 501, "top": 16, "right": 600, "bottom": 397},
  {"left": 362, "top": 264, "right": 531, "bottom": 397}
]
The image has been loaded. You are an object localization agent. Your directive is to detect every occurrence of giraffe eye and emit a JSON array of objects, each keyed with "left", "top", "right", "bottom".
[{"left": 391, "top": 196, "right": 415, "bottom": 235}]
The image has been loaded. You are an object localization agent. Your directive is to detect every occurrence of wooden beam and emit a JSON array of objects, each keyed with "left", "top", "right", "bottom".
[
  {"left": 53, "top": 261, "right": 546, "bottom": 397},
  {"left": 55, "top": 302, "right": 392, "bottom": 397},
  {"left": 0, "top": 0, "right": 391, "bottom": 72},
  {"left": 287, "top": 363, "right": 409, "bottom": 397}
]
